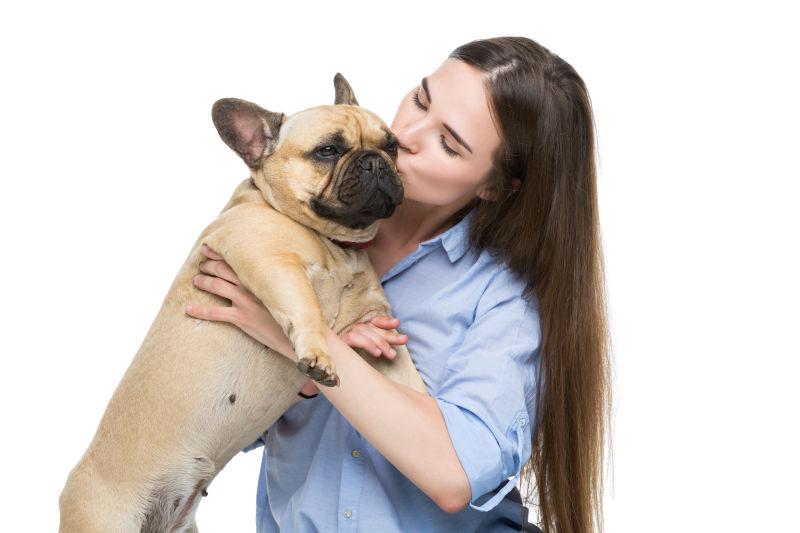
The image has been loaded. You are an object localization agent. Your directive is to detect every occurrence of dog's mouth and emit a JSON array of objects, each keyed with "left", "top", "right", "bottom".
[
  {"left": 313, "top": 150, "right": 403, "bottom": 227},
  {"left": 311, "top": 194, "right": 398, "bottom": 230}
]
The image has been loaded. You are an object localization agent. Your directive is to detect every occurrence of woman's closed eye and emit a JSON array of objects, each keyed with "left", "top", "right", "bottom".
[{"left": 412, "top": 88, "right": 460, "bottom": 159}]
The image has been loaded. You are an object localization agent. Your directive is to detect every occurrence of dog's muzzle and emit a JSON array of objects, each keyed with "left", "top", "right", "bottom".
[{"left": 311, "top": 150, "right": 404, "bottom": 230}]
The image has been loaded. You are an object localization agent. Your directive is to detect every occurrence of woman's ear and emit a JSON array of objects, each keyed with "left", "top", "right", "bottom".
[
  {"left": 476, "top": 186, "right": 498, "bottom": 201},
  {"left": 476, "top": 178, "right": 521, "bottom": 201}
]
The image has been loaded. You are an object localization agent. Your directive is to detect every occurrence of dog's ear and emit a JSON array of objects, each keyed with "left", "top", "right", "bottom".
[
  {"left": 333, "top": 73, "right": 359, "bottom": 106},
  {"left": 212, "top": 98, "right": 285, "bottom": 168}
]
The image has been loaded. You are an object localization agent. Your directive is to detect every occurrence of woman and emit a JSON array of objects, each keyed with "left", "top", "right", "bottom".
[{"left": 186, "top": 36, "right": 611, "bottom": 533}]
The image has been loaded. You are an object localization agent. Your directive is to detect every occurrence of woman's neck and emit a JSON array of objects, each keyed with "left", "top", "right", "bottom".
[{"left": 374, "top": 198, "right": 470, "bottom": 250}]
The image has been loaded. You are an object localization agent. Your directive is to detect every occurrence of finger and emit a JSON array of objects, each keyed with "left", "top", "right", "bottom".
[
  {"left": 386, "top": 332, "right": 408, "bottom": 345},
  {"left": 342, "top": 331, "right": 378, "bottom": 356},
  {"left": 193, "top": 274, "right": 240, "bottom": 301},
  {"left": 364, "top": 320, "right": 407, "bottom": 344},
  {"left": 359, "top": 326, "right": 397, "bottom": 358},
  {"left": 199, "top": 259, "right": 241, "bottom": 286},
  {"left": 343, "top": 331, "right": 384, "bottom": 358},
  {"left": 201, "top": 243, "right": 224, "bottom": 260},
  {"left": 370, "top": 316, "right": 400, "bottom": 327},
  {"left": 184, "top": 303, "right": 236, "bottom": 323}
]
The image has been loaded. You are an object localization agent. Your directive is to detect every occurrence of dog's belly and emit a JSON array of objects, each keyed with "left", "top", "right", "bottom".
[{"left": 61, "top": 291, "right": 308, "bottom": 532}]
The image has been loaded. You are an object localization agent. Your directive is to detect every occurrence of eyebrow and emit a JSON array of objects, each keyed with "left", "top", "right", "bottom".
[{"left": 421, "top": 77, "right": 473, "bottom": 154}]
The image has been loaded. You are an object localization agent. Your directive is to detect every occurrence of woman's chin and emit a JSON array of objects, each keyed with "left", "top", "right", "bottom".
[{"left": 398, "top": 175, "right": 416, "bottom": 201}]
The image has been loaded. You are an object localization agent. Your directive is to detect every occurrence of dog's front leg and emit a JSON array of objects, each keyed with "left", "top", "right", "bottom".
[
  {"left": 244, "top": 259, "right": 340, "bottom": 386},
  {"left": 202, "top": 236, "right": 338, "bottom": 386}
]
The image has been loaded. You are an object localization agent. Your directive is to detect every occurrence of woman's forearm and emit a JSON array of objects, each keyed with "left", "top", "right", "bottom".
[{"left": 271, "top": 327, "right": 471, "bottom": 513}]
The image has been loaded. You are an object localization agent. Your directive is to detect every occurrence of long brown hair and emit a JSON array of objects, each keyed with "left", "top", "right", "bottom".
[{"left": 447, "top": 37, "right": 612, "bottom": 533}]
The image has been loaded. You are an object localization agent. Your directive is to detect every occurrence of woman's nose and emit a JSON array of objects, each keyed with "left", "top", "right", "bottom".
[{"left": 391, "top": 127, "right": 418, "bottom": 154}]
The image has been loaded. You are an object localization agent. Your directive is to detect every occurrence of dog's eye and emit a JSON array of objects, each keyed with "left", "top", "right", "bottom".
[
  {"left": 385, "top": 140, "right": 398, "bottom": 156},
  {"left": 316, "top": 145, "right": 340, "bottom": 158}
]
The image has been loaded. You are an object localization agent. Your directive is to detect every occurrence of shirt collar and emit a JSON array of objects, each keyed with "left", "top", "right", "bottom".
[{"left": 418, "top": 207, "right": 475, "bottom": 263}]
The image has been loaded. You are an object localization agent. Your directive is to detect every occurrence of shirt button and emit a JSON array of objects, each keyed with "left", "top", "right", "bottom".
[
  {"left": 519, "top": 416, "right": 527, "bottom": 427},
  {"left": 351, "top": 449, "right": 361, "bottom": 458},
  {"left": 343, "top": 509, "right": 353, "bottom": 519}
]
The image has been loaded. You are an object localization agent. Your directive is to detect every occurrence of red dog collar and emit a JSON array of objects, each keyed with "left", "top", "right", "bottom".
[{"left": 330, "top": 238, "right": 375, "bottom": 249}]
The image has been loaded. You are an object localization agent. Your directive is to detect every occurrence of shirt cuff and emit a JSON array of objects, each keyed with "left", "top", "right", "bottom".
[{"left": 436, "top": 399, "right": 529, "bottom": 512}]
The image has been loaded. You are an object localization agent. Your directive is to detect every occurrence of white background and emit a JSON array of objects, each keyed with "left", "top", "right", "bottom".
[{"left": 1, "top": 1, "right": 798, "bottom": 531}]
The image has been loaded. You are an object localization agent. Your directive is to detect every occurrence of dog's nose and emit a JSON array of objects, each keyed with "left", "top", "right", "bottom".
[
  {"left": 354, "top": 152, "right": 402, "bottom": 204},
  {"left": 356, "top": 152, "right": 386, "bottom": 174}
]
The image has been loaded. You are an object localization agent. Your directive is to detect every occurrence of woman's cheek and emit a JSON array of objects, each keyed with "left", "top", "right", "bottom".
[{"left": 410, "top": 170, "right": 467, "bottom": 205}]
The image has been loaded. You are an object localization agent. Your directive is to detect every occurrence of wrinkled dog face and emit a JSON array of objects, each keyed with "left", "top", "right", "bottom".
[{"left": 212, "top": 74, "right": 403, "bottom": 243}]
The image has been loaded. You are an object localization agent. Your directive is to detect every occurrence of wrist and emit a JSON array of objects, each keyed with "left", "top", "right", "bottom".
[
  {"left": 273, "top": 342, "right": 298, "bottom": 362},
  {"left": 261, "top": 332, "right": 298, "bottom": 362},
  {"left": 298, "top": 379, "right": 319, "bottom": 398}
]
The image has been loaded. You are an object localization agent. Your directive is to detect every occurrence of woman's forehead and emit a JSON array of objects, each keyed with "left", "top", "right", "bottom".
[{"left": 426, "top": 59, "right": 500, "bottom": 154}]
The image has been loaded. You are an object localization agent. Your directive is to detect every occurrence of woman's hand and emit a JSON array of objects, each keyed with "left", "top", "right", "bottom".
[
  {"left": 185, "top": 244, "right": 286, "bottom": 351},
  {"left": 341, "top": 316, "right": 408, "bottom": 360},
  {"left": 302, "top": 316, "right": 409, "bottom": 397}
]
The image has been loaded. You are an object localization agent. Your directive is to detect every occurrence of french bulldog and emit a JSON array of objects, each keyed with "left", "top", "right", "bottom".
[{"left": 59, "top": 73, "right": 426, "bottom": 533}]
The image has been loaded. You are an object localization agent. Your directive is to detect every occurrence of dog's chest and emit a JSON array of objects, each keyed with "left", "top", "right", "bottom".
[
  {"left": 303, "top": 259, "right": 350, "bottom": 326},
  {"left": 305, "top": 244, "right": 374, "bottom": 325}
]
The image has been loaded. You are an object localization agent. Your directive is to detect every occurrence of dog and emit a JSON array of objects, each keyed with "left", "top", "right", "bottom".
[{"left": 59, "top": 73, "right": 427, "bottom": 533}]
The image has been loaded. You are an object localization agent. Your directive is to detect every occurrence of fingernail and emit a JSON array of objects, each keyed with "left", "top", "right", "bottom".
[
  {"left": 185, "top": 304, "right": 193, "bottom": 313},
  {"left": 389, "top": 349, "right": 396, "bottom": 357}
]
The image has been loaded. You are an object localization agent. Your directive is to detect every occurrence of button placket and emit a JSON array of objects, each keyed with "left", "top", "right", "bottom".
[{"left": 337, "top": 432, "right": 366, "bottom": 530}]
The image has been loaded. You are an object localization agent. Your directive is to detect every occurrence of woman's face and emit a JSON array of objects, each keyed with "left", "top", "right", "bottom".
[{"left": 390, "top": 58, "right": 503, "bottom": 207}]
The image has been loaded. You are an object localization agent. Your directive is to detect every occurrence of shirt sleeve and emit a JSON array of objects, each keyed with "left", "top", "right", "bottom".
[
  {"left": 241, "top": 431, "right": 267, "bottom": 453},
  {"left": 433, "top": 269, "right": 541, "bottom": 512}
]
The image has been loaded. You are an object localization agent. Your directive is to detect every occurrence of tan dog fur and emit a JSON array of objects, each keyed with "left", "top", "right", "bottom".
[{"left": 59, "top": 74, "right": 426, "bottom": 532}]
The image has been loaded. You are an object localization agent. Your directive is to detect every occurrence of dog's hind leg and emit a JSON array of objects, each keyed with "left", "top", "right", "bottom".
[
  {"left": 59, "top": 465, "right": 143, "bottom": 533},
  {"left": 140, "top": 455, "right": 216, "bottom": 533}
]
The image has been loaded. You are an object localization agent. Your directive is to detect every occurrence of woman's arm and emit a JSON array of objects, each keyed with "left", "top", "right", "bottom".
[{"left": 275, "top": 327, "right": 472, "bottom": 513}]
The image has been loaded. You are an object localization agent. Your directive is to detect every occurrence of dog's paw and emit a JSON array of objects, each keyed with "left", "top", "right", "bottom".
[{"left": 296, "top": 352, "right": 340, "bottom": 387}]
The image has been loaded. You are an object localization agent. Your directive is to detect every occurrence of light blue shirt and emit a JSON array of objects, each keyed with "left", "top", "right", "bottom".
[{"left": 242, "top": 207, "right": 542, "bottom": 532}]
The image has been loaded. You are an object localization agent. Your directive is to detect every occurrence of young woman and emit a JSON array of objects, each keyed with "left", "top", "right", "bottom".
[{"left": 186, "top": 36, "right": 611, "bottom": 533}]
